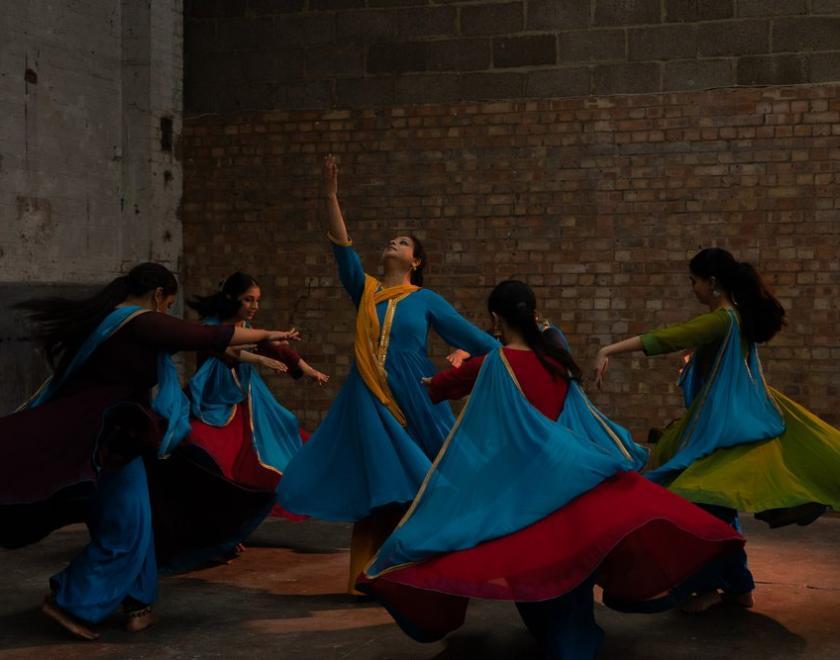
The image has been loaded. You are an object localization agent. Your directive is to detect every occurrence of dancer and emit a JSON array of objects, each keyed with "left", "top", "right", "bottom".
[
  {"left": 358, "top": 281, "right": 744, "bottom": 659},
  {"left": 0, "top": 263, "right": 297, "bottom": 639},
  {"left": 277, "top": 155, "right": 499, "bottom": 592},
  {"left": 150, "top": 272, "right": 328, "bottom": 571},
  {"left": 594, "top": 247, "right": 840, "bottom": 612}
]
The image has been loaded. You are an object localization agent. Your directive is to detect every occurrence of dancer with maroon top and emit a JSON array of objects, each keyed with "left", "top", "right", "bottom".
[
  {"left": 358, "top": 280, "right": 745, "bottom": 659},
  {"left": 0, "top": 263, "right": 297, "bottom": 640}
]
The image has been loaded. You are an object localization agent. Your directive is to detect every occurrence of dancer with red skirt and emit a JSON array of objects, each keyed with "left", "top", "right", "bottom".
[
  {"left": 150, "top": 272, "right": 329, "bottom": 571},
  {"left": 358, "top": 281, "right": 745, "bottom": 659},
  {"left": 0, "top": 263, "right": 296, "bottom": 639}
]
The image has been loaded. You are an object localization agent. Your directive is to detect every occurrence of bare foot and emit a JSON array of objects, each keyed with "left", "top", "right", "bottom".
[
  {"left": 680, "top": 590, "right": 722, "bottom": 614},
  {"left": 723, "top": 591, "right": 755, "bottom": 608},
  {"left": 125, "top": 607, "right": 158, "bottom": 633},
  {"left": 41, "top": 596, "right": 99, "bottom": 640}
]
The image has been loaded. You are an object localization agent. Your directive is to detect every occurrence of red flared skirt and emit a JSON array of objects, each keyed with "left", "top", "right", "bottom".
[
  {"left": 187, "top": 402, "right": 309, "bottom": 520},
  {"left": 357, "top": 471, "right": 744, "bottom": 639}
]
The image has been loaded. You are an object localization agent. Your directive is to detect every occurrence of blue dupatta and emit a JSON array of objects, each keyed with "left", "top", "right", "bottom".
[
  {"left": 547, "top": 325, "right": 648, "bottom": 470},
  {"left": 366, "top": 348, "right": 629, "bottom": 577},
  {"left": 22, "top": 305, "right": 191, "bottom": 458},
  {"left": 188, "top": 319, "right": 303, "bottom": 474},
  {"left": 646, "top": 309, "right": 786, "bottom": 484}
]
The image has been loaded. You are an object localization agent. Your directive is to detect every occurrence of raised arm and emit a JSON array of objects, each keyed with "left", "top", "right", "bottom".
[
  {"left": 427, "top": 292, "right": 500, "bottom": 357},
  {"left": 323, "top": 155, "right": 367, "bottom": 304},
  {"left": 323, "top": 154, "right": 349, "bottom": 245}
]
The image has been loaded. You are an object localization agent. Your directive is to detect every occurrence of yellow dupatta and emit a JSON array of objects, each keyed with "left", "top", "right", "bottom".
[{"left": 355, "top": 275, "right": 418, "bottom": 426}]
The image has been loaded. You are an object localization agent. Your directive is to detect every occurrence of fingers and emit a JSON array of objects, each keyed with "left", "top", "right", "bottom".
[
  {"left": 594, "top": 361, "right": 607, "bottom": 390},
  {"left": 266, "top": 359, "right": 288, "bottom": 373}
]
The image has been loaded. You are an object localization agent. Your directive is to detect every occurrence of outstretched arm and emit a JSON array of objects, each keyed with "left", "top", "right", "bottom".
[
  {"left": 230, "top": 325, "right": 299, "bottom": 347},
  {"left": 296, "top": 358, "right": 330, "bottom": 386},
  {"left": 130, "top": 312, "right": 298, "bottom": 353},
  {"left": 594, "top": 311, "right": 729, "bottom": 388},
  {"left": 593, "top": 337, "right": 644, "bottom": 389},
  {"left": 238, "top": 350, "right": 289, "bottom": 375},
  {"left": 427, "top": 292, "right": 499, "bottom": 358},
  {"left": 422, "top": 357, "right": 484, "bottom": 403}
]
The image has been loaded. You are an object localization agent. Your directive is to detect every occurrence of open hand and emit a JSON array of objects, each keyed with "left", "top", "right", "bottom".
[
  {"left": 446, "top": 349, "right": 470, "bottom": 369},
  {"left": 323, "top": 154, "right": 338, "bottom": 196},
  {"left": 305, "top": 366, "right": 330, "bottom": 386},
  {"left": 593, "top": 349, "right": 609, "bottom": 389},
  {"left": 260, "top": 357, "right": 289, "bottom": 375},
  {"left": 269, "top": 328, "right": 300, "bottom": 342}
]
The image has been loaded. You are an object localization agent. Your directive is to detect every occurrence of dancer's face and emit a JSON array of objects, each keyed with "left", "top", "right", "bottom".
[
  {"left": 689, "top": 272, "right": 714, "bottom": 305},
  {"left": 153, "top": 288, "right": 177, "bottom": 313},
  {"left": 236, "top": 286, "right": 261, "bottom": 323},
  {"left": 382, "top": 236, "right": 419, "bottom": 272}
]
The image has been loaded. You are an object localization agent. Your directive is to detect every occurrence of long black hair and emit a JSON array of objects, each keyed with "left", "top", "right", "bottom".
[
  {"left": 187, "top": 271, "right": 259, "bottom": 320},
  {"left": 409, "top": 235, "right": 426, "bottom": 287},
  {"left": 487, "top": 280, "right": 582, "bottom": 381},
  {"left": 15, "top": 262, "right": 178, "bottom": 377},
  {"left": 689, "top": 248, "right": 785, "bottom": 343}
]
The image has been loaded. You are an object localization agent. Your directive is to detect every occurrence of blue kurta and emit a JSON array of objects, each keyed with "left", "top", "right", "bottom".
[{"left": 277, "top": 244, "right": 499, "bottom": 522}]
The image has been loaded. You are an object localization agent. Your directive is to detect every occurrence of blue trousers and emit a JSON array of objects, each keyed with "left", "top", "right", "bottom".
[
  {"left": 51, "top": 457, "right": 157, "bottom": 623},
  {"left": 516, "top": 577, "right": 604, "bottom": 660},
  {"left": 678, "top": 504, "right": 755, "bottom": 597}
]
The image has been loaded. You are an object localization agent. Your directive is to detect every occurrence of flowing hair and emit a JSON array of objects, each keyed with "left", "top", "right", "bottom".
[
  {"left": 187, "top": 271, "right": 260, "bottom": 320},
  {"left": 15, "top": 262, "right": 178, "bottom": 377},
  {"left": 488, "top": 280, "right": 582, "bottom": 381},
  {"left": 689, "top": 248, "right": 785, "bottom": 343}
]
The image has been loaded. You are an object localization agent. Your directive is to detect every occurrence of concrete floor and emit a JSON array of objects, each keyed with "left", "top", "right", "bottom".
[{"left": 1, "top": 516, "right": 839, "bottom": 659}]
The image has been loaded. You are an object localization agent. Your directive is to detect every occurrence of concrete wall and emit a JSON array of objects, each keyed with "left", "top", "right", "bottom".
[
  {"left": 0, "top": 0, "right": 184, "bottom": 412},
  {"left": 185, "top": 0, "right": 840, "bottom": 113}
]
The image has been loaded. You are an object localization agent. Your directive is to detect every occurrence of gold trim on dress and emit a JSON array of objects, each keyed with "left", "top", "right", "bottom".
[
  {"left": 581, "top": 395, "right": 633, "bottom": 461},
  {"left": 196, "top": 366, "right": 242, "bottom": 428},
  {"left": 247, "top": 382, "right": 284, "bottom": 477},
  {"left": 364, "top": 348, "right": 504, "bottom": 579}
]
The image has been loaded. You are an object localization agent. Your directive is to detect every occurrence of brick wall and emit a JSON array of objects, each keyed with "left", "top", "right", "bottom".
[
  {"left": 182, "top": 84, "right": 840, "bottom": 438},
  {"left": 185, "top": 0, "right": 840, "bottom": 113}
]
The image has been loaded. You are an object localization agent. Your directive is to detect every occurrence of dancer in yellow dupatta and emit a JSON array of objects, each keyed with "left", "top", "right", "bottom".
[{"left": 278, "top": 156, "right": 499, "bottom": 592}]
